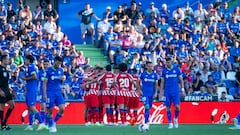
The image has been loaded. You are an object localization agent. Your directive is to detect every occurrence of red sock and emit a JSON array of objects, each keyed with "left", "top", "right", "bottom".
[
  {"left": 94, "top": 111, "right": 99, "bottom": 123},
  {"left": 120, "top": 111, "right": 126, "bottom": 124},
  {"left": 87, "top": 109, "right": 92, "bottom": 123}
]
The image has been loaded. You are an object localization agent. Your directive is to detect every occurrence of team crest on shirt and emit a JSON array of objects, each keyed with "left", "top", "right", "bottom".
[
  {"left": 173, "top": 70, "right": 176, "bottom": 73},
  {"left": 152, "top": 75, "right": 154, "bottom": 78},
  {"left": 58, "top": 71, "right": 61, "bottom": 74}
]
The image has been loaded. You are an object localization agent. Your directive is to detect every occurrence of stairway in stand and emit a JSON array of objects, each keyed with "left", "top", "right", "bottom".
[{"left": 76, "top": 44, "right": 108, "bottom": 67}]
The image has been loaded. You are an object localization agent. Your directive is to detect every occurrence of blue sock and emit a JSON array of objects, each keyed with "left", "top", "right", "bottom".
[
  {"left": 120, "top": 109, "right": 125, "bottom": 113},
  {"left": 175, "top": 110, "right": 179, "bottom": 119},
  {"left": 237, "top": 113, "right": 240, "bottom": 124},
  {"left": 40, "top": 111, "right": 46, "bottom": 123},
  {"left": 144, "top": 109, "right": 150, "bottom": 124},
  {"left": 167, "top": 110, "right": 172, "bottom": 123},
  {"left": 106, "top": 108, "right": 111, "bottom": 114},
  {"left": 109, "top": 108, "right": 113, "bottom": 114},
  {"left": 54, "top": 112, "right": 63, "bottom": 122},
  {"left": 47, "top": 115, "right": 53, "bottom": 127},
  {"left": 29, "top": 112, "right": 34, "bottom": 126},
  {"left": 34, "top": 111, "right": 43, "bottom": 124}
]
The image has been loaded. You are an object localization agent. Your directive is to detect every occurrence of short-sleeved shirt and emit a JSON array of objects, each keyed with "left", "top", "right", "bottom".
[
  {"left": 25, "top": 63, "right": 38, "bottom": 92},
  {"left": 78, "top": 9, "right": 94, "bottom": 25},
  {"left": 45, "top": 67, "right": 64, "bottom": 93},
  {"left": 162, "top": 66, "right": 182, "bottom": 93},
  {"left": 44, "top": 9, "right": 58, "bottom": 18},
  {"left": 140, "top": 71, "right": 158, "bottom": 96},
  {"left": 0, "top": 65, "right": 9, "bottom": 91}
]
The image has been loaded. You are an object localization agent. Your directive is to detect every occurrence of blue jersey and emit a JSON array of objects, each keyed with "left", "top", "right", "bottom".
[
  {"left": 140, "top": 71, "right": 158, "bottom": 96},
  {"left": 162, "top": 66, "right": 182, "bottom": 93},
  {"left": 25, "top": 63, "right": 38, "bottom": 92},
  {"left": 39, "top": 69, "right": 46, "bottom": 94},
  {"left": 71, "top": 81, "right": 81, "bottom": 92},
  {"left": 45, "top": 67, "right": 64, "bottom": 93}
]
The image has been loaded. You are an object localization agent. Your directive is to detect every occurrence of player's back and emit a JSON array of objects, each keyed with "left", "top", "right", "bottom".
[
  {"left": 115, "top": 72, "right": 133, "bottom": 96},
  {"left": 131, "top": 74, "right": 140, "bottom": 97},
  {"left": 98, "top": 72, "right": 115, "bottom": 94},
  {"left": 88, "top": 72, "right": 100, "bottom": 95}
]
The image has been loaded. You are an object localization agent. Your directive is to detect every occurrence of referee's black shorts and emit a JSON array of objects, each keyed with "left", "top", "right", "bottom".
[{"left": 0, "top": 90, "right": 13, "bottom": 103}]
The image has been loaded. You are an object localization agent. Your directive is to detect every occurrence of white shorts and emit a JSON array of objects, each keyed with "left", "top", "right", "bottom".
[{"left": 80, "top": 22, "right": 94, "bottom": 34}]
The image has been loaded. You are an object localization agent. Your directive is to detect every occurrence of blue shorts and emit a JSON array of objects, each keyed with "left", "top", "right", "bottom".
[
  {"left": 26, "top": 92, "right": 37, "bottom": 107},
  {"left": 164, "top": 91, "right": 180, "bottom": 107},
  {"left": 38, "top": 94, "right": 46, "bottom": 104},
  {"left": 142, "top": 96, "right": 153, "bottom": 109},
  {"left": 46, "top": 92, "right": 65, "bottom": 108}
]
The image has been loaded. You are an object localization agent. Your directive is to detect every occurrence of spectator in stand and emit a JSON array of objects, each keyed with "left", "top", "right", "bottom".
[
  {"left": 43, "top": 15, "right": 56, "bottom": 34},
  {"left": 6, "top": 2, "right": 16, "bottom": 22},
  {"left": 32, "top": 5, "right": 44, "bottom": 24},
  {"left": 8, "top": 16, "right": 19, "bottom": 34},
  {"left": 12, "top": 80, "right": 25, "bottom": 101},
  {"left": 229, "top": 40, "right": 240, "bottom": 63},
  {"left": 177, "top": 45, "right": 188, "bottom": 62},
  {"left": 219, "top": 2, "right": 231, "bottom": 21},
  {"left": 194, "top": 3, "right": 208, "bottom": 22},
  {"left": 221, "top": 53, "right": 232, "bottom": 75},
  {"left": 227, "top": 16, "right": 239, "bottom": 39},
  {"left": 218, "top": 91, "right": 233, "bottom": 102},
  {"left": 122, "top": 34, "right": 134, "bottom": 52},
  {"left": 109, "top": 34, "right": 122, "bottom": 64},
  {"left": 52, "top": 25, "right": 64, "bottom": 42},
  {"left": 0, "top": 4, "right": 7, "bottom": 23},
  {"left": 102, "top": 6, "right": 113, "bottom": 21},
  {"left": 61, "top": 34, "right": 71, "bottom": 49},
  {"left": 77, "top": 3, "right": 100, "bottom": 44},
  {"left": 172, "top": 6, "right": 185, "bottom": 21},
  {"left": 231, "top": 6, "right": 239, "bottom": 21},
  {"left": 136, "top": 2, "right": 145, "bottom": 19},
  {"left": 211, "top": 65, "right": 222, "bottom": 85},
  {"left": 205, "top": 34, "right": 217, "bottom": 56},
  {"left": 159, "top": 3, "right": 170, "bottom": 23},
  {"left": 145, "top": 2, "right": 159, "bottom": 21},
  {"left": 34, "top": 19, "right": 43, "bottom": 36},
  {"left": 43, "top": 3, "right": 59, "bottom": 21},
  {"left": 103, "top": 26, "right": 116, "bottom": 57},
  {"left": 196, "top": 86, "right": 210, "bottom": 96},
  {"left": 19, "top": 5, "right": 32, "bottom": 21},
  {"left": 70, "top": 74, "right": 82, "bottom": 100},
  {"left": 234, "top": 87, "right": 240, "bottom": 99},
  {"left": 74, "top": 50, "right": 86, "bottom": 67},
  {"left": 200, "top": 67, "right": 211, "bottom": 84},
  {"left": 134, "top": 17, "right": 146, "bottom": 34},
  {"left": 192, "top": 72, "right": 204, "bottom": 93},
  {"left": 182, "top": 2, "right": 193, "bottom": 21},
  {"left": 113, "top": 5, "right": 127, "bottom": 24},
  {"left": 183, "top": 76, "right": 193, "bottom": 96},
  {"left": 96, "top": 17, "right": 112, "bottom": 48},
  {"left": 125, "top": 2, "right": 140, "bottom": 25},
  {"left": 13, "top": 50, "right": 24, "bottom": 69},
  {"left": 205, "top": 75, "right": 218, "bottom": 95},
  {"left": 141, "top": 41, "right": 152, "bottom": 59}
]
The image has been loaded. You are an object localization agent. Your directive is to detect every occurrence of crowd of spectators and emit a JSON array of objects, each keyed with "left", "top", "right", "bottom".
[
  {"left": 0, "top": 1, "right": 239, "bottom": 102},
  {"left": 0, "top": 1, "right": 90, "bottom": 101},
  {"left": 92, "top": 0, "right": 240, "bottom": 101}
]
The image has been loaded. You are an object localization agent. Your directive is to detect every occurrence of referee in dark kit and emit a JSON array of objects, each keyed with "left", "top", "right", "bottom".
[{"left": 0, "top": 54, "right": 15, "bottom": 131}]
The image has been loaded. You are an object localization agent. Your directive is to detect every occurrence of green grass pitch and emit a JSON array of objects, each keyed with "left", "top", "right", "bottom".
[{"left": 1, "top": 124, "right": 239, "bottom": 135}]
